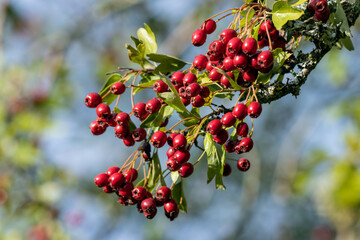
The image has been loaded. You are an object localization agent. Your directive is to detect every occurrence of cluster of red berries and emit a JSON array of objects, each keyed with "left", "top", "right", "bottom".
[
  {"left": 94, "top": 166, "right": 179, "bottom": 220},
  {"left": 308, "top": 0, "right": 330, "bottom": 22}
]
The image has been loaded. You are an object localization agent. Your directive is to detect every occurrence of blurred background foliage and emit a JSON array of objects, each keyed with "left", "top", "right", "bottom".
[{"left": 0, "top": 0, "right": 359, "bottom": 239}]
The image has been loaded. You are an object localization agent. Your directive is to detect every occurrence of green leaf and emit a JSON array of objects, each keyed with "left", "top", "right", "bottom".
[
  {"left": 99, "top": 74, "right": 121, "bottom": 105},
  {"left": 272, "top": 1, "right": 304, "bottom": 30},
  {"left": 171, "top": 171, "right": 179, "bottom": 183},
  {"left": 137, "top": 23, "right": 157, "bottom": 55},
  {"left": 214, "top": 67, "right": 242, "bottom": 90},
  {"left": 252, "top": 22, "right": 261, "bottom": 41},
  {"left": 240, "top": 8, "right": 255, "bottom": 27},
  {"left": 266, "top": 0, "right": 276, "bottom": 9},
  {"left": 334, "top": 0, "right": 351, "bottom": 35},
  {"left": 126, "top": 44, "right": 144, "bottom": 65},
  {"left": 147, "top": 53, "right": 189, "bottom": 74},
  {"left": 215, "top": 145, "right": 226, "bottom": 190},
  {"left": 290, "top": 0, "right": 308, "bottom": 6},
  {"left": 171, "top": 180, "right": 187, "bottom": 212},
  {"left": 339, "top": 37, "right": 354, "bottom": 51},
  {"left": 204, "top": 133, "right": 226, "bottom": 189},
  {"left": 146, "top": 151, "right": 163, "bottom": 192}
]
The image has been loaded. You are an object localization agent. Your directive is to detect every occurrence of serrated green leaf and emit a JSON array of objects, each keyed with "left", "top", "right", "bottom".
[
  {"left": 171, "top": 180, "right": 187, "bottom": 212},
  {"left": 99, "top": 74, "right": 121, "bottom": 105},
  {"left": 272, "top": 1, "right": 304, "bottom": 30},
  {"left": 147, "top": 53, "right": 189, "bottom": 74},
  {"left": 146, "top": 151, "right": 162, "bottom": 192},
  {"left": 137, "top": 23, "right": 157, "bottom": 55}
]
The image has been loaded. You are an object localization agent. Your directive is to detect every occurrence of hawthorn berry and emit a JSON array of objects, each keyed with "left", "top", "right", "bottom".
[
  {"left": 257, "top": 50, "right": 274, "bottom": 69},
  {"left": 171, "top": 71, "right": 185, "bottom": 87},
  {"left": 248, "top": 102, "right": 262, "bottom": 118},
  {"left": 118, "top": 182, "right": 134, "bottom": 198},
  {"left": 115, "top": 112, "right": 130, "bottom": 126},
  {"left": 172, "top": 134, "right": 187, "bottom": 150},
  {"left": 201, "top": 19, "right": 216, "bottom": 34},
  {"left": 232, "top": 103, "right": 248, "bottom": 120},
  {"left": 208, "top": 40, "right": 226, "bottom": 56},
  {"left": 209, "top": 68, "right": 222, "bottom": 81},
  {"left": 153, "top": 80, "right": 168, "bottom": 93},
  {"left": 146, "top": 98, "right": 161, "bottom": 114},
  {"left": 191, "top": 95, "right": 205, "bottom": 108},
  {"left": 166, "top": 157, "right": 181, "bottom": 171},
  {"left": 213, "top": 129, "right": 229, "bottom": 145},
  {"left": 132, "top": 186, "right": 147, "bottom": 201},
  {"left": 90, "top": 120, "right": 107, "bottom": 135},
  {"left": 103, "top": 185, "right": 114, "bottom": 193},
  {"left": 109, "top": 172, "right": 125, "bottom": 188},
  {"left": 151, "top": 131, "right": 167, "bottom": 148},
  {"left": 242, "top": 37, "right": 258, "bottom": 56},
  {"left": 237, "top": 158, "right": 250, "bottom": 171},
  {"left": 193, "top": 55, "right": 208, "bottom": 71},
  {"left": 243, "top": 69, "right": 258, "bottom": 82},
  {"left": 186, "top": 83, "right": 201, "bottom": 97},
  {"left": 223, "top": 163, "right": 232, "bottom": 176},
  {"left": 155, "top": 186, "right": 171, "bottom": 204},
  {"left": 221, "top": 112, "right": 236, "bottom": 128},
  {"left": 167, "top": 133, "right": 179, "bottom": 147},
  {"left": 123, "top": 134, "right": 135, "bottom": 147},
  {"left": 133, "top": 102, "right": 147, "bottom": 119},
  {"left": 167, "top": 147, "right": 177, "bottom": 158},
  {"left": 110, "top": 82, "right": 126, "bottom": 95},
  {"left": 141, "top": 198, "right": 157, "bottom": 214},
  {"left": 199, "top": 85, "right": 210, "bottom": 98},
  {"left": 96, "top": 103, "right": 111, "bottom": 119},
  {"left": 237, "top": 137, "right": 254, "bottom": 153},
  {"left": 183, "top": 73, "right": 197, "bottom": 87},
  {"left": 233, "top": 53, "right": 249, "bottom": 69},
  {"left": 106, "top": 166, "right": 120, "bottom": 176},
  {"left": 192, "top": 29, "right": 207, "bottom": 46},
  {"left": 223, "top": 57, "right": 236, "bottom": 71},
  {"left": 164, "top": 199, "right": 179, "bottom": 221},
  {"left": 181, "top": 97, "right": 191, "bottom": 106},
  {"left": 236, "top": 122, "right": 249, "bottom": 137},
  {"left": 207, "top": 119, "right": 223, "bottom": 135},
  {"left": 94, "top": 173, "right": 109, "bottom": 187},
  {"left": 224, "top": 140, "right": 236, "bottom": 153},
  {"left": 173, "top": 149, "right": 190, "bottom": 164},
  {"left": 114, "top": 124, "right": 129, "bottom": 139},
  {"left": 85, "top": 92, "right": 102, "bottom": 108},
  {"left": 123, "top": 168, "right": 138, "bottom": 182},
  {"left": 132, "top": 128, "right": 147, "bottom": 142},
  {"left": 220, "top": 29, "right": 237, "bottom": 44},
  {"left": 178, "top": 163, "right": 194, "bottom": 178}
]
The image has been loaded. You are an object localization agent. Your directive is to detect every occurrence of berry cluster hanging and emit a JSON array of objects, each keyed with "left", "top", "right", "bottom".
[{"left": 85, "top": 0, "right": 358, "bottom": 220}]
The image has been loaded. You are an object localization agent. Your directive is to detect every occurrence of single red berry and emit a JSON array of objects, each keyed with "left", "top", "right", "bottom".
[
  {"left": 193, "top": 55, "right": 208, "bottom": 71},
  {"left": 223, "top": 57, "right": 236, "bottom": 71},
  {"left": 110, "top": 82, "right": 126, "bottom": 95},
  {"left": 220, "top": 72, "right": 234, "bottom": 89},
  {"left": 106, "top": 166, "right": 120, "bottom": 176},
  {"left": 315, "top": 7, "right": 330, "bottom": 22},
  {"left": 223, "top": 163, "right": 232, "bottom": 176},
  {"left": 183, "top": 73, "right": 197, "bottom": 87},
  {"left": 166, "top": 157, "right": 181, "bottom": 171},
  {"left": 171, "top": 71, "right": 185, "bottom": 87},
  {"left": 166, "top": 147, "right": 177, "bottom": 158},
  {"left": 199, "top": 85, "right": 210, "bottom": 98},
  {"left": 186, "top": 83, "right": 201, "bottom": 97},
  {"left": 191, "top": 95, "right": 205, "bottom": 108},
  {"left": 146, "top": 98, "right": 161, "bottom": 114},
  {"left": 141, "top": 197, "right": 157, "bottom": 214},
  {"left": 250, "top": 52, "right": 260, "bottom": 69},
  {"left": 123, "top": 168, "right": 138, "bottom": 182},
  {"left": 209, "top": 68, "right": 222, "bottom": 81},
  {"left": 248, "top": 102, "right": 262, "bottom": 118},
  {"left": 153, "top": 80, "right": 168, "bottom": 93},
  {"left": 260, "top": 20, "right": 275, "bottom": 34},
  {"left": 315, "top": 0, "right": 328, "bottom": 13},
  {"left": 133, "top": 102, "right": 147, "bottom": 119},
  {"left": 224, "top": 140, "right": 236, "bottom": 153},
  {"left": 173, "top": 134, "right": 187, "bottom": 150},
  {"left": 208, "top": 40, "right": 226, "bottom": 55},
  {"left": 221, "top": 112, "right": 236, "bottom": 128},
  {"left": 220, "top": 29, "right": 237, "bottom": 44},
  {"left": 242, "top": 37, "right": 258, "bottom": 56},
  {"left": 85, "top": 92, "right": 102, "bottom": 108},
  {"left": 178, "top": 87, "right": 188, "bottom": 98},
  {"left": 243, "top": 69, "right": 258, "bottom": 82},
  {"left": 206, "top": 60, "right": 216, "bottom": 72},
  {"left": 236, "top": 137, "right": 254, "bottom": 153},
  {"left": 132, "top": 128, "right": 147, "bottom": 142},
  {"left": 164, "top": 199, "right": 179, "bottom": 221},
  {"left": 90, "top": 120, "right": 107, "bottom": 135},
  {"left": 114, "top": 124, "right": 129, "bottom": 139},
  {"left": 206, "top": 119, "right": 223, "bottom": 135},
  {"left": 226, "top": 37, "right": 242, "bottom": 58},
  {"left": 233, "top": 53, "right": 249, "bottom": 69},
  {"left": 174, "top": 149, "right": 190, "bottom": 164},
  {"left": 151, "top": 131, "right": 167, "bottom": 148},
  {"left": 201, "top": 19, "right": 216, "bottom": 34},
  {"left": 181, "top": 97, "right": 190, "bottom": 106},
  {"left": 257, "top": 50, "right": 274, "bottom": 69},
  {"left": 236, "top": 122, "right": 249, "bottom": 137},
  {"left": 232, "top": 103, "right": 248, "bottom": 120},
  {"left": 96, "top": 103, "right": 111, "bottom": 119},
  {"left": 167, "top": 133, "right": 179, "bottom": 147},
  {"left": 94, "top": 173, "right": 109, "bottom": 187},
  {"left": 132, "top": 186, "right": 147, "bottom": 201},
  {"left": 155, "top": 186, "right": 171, "bottom": 204},
  {"left": 109, "top": 172, "right": 125, "bottom": 188},
  {"left": 115, "top": 112, "right": 130, "bottom": 126},
  {"left": 123, "top": 134, "right": 135, "bottom": 147},
  {"left": 178, "top": 162, "right": 194, "bottom": 178},
  {"left": 192, "top": 29, "right": 207, "bottom": 46},
  {"left": 213, "top": 129, "right": 229, "bottom": 145},
  {"left": 237, "top": 158, "right": 250, "bottom": 171}
]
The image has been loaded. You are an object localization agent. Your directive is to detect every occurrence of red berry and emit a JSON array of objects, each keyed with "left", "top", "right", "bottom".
[
  {"left": 106, "top": 166, "right": 120, "bottom": 176},
  {"left": 132, "top": 186, "right": 147, "bottom": 201},
  {"left": 164, "top": 199, "right": 179, "bottom": 221},
  {"left": 223, "top": 163, "right": 232, "bottom": 176},
  {"left": 193, "top": 55, "right": 208, "bottom": 71},
  {"left": 178, "top": 87, "right": 187, "bottom": 98},
  {"left": 103, "top": 185, "right": 114, "bottom": 193},
  {"left": 90, "top": 120, "right": 107, "bottom": 135},
  {"left": 155, "top": 186, "right": 171, "bottom": 204},
  {"left": 186, "top": 83, "right": 201, "bottom": 97},
  {"left": 235, "top": 137, "right": 254, "bottom": 153},
  {"left": 206, "top": 61, "right": 216, "bottom": 72},
  {"left": 192, "top": 29, "right": 207, "bottom": 46},
  {"left": 110, "top": 82, "right": 126, "bottom": 95},
  {"left": 242, "top": 37, "right": 258, "bottom": 56},
  {"left": 94, "top": 173, "right": 109, "bottom": 187},
  {"left": 183, "top": 73, "right": 197, "bottom": 87},
  {"left": 223, "top": 57, "right": 236, "bottom": 71},
  {"left": 146, "top": 98, "right": 161, "bottom": 114},
  {"left": 226, "top": 37, "right": 242, "bottom": 58},
  {"left": 232, "top": 103, "right": 248, "bottom": 120},
  {"left": 206, "top": 119, "right": 223, "bottom": 135},
  {"left": 213, "top": 129, "right": 229, "bottom": 145},
  {"left": 178, "top": 163, "right": 194, "bottom": 178},
  {"left": 191, "top": 95, "right": 205, "bottom": 108},
  {"left": 201, "top": 19, "right": 216, "bottom": 34},
  {"left": 171, "top": 71, "right": 185, "bottom": 87},
  {"left": 233, "top": 53, "right": 249, "bottom": 69},
  {"left": 208, "top": 40, "right": 226, "bottom": 55},
  {"left": 115, "top": 112, "right": 130, "bottom": 126},
  {"left": 248, "top": 102, "right": 262, "bottom": 118},
  {"left": 199, "top": 85, "right": 210, "bottom": 98},
  {"left": 209, "top": 68, "right": 222, "bottom": 81},
  {"left": 260, "top": 20, "right": 275, "bottom": 34},
  {"left": 153, "top": 80, "right": 168, "bottom": 93},
  {"left": 167, "top": 147, "right": 177, "bottom": 158},
  {"left": 166, "top": 157, "right": 181, "bottom": 171},
  {"left": 151, "top": 131, "right": 167, "bottom": 148},
  {"left": 109, "top": 172, "right": 125, "bottom": 188},
  {"left": 220, "top": 72, "right": 233, "bottom": 89},
  {"left": 272, "top": 36, "right": 286, "bottom": 51},
  {"left": 315, "top": 7, "right": 330, "bottom": 22},
  {"left": 220, "top": 29, "right": 237, "bottom": 44},
  {"left": 85, "top": 92, "right": 102, "bottom": 108},
  {"left": 123, "top": 168, "right": 138, "bottom": 182},
  {"left": 96, "top": 103, "right": 111, "bottom": 119},
  {"left": 221, "top": 112, "right": 236, "bottom": 127},
  {"left": 172, "top": 134, "right": 187, "bottom": 150},
  {"left": 141, "top": 198, "right": 157, "bottom": 214},
  {"left": 174, "top": 149, "right": 190, "bottom": 164},
  {"left": 123, "top": 134, "right": 135, "bottom": 147},
  {"left": 106, "top": 113, "right": 117, "bottom": 127},
  {"left": 132, "top": 128, "right": 147, "bottom": 142},
  {"left": 237, "top": 158, "right": 250, "bottom": 171},
  {"left": 114, "top": 124, "right": 129, "bottom": 139},
  {"left": 243, "top": 69, "right": 258, "bottom": 82},
  {"left": 257, "top": 50, "right": 274, "bottom": 69},
  {"left": 133, "top": 102, "right": 147, "bottom": 119},
  {"left": 224, "top": 140, "right": 236, "bottom": 153},
  {"left": 236, "top": 122, "right": 249, "bottom": 137},
  {"left": 118, "top": 182, "right": 134, "bottom": 198},
  {"left": 167, "top": 133, "right": 179, "bottom": 147},
  {"left": 181, "top": 97, "right": 190, "bottom": 106}
]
